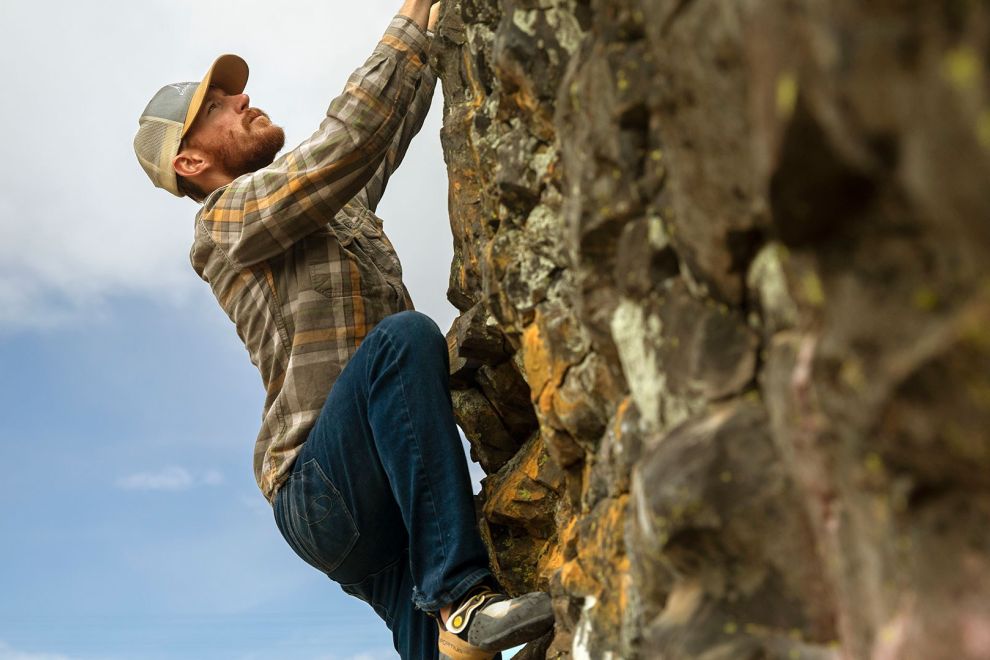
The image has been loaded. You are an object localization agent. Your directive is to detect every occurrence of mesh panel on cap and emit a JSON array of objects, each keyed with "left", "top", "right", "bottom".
[{"left": 134, "top": 116, "right": 183, "bottom": 196}]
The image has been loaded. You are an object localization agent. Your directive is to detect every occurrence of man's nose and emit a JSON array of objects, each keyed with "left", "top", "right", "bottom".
[{"left": 233, "top": 93, "right": 250, "bottom": 111}]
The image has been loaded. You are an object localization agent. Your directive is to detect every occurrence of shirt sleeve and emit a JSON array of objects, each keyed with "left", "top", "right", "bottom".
[
  {"left": 353, "top": 66, "right": 437, "bottom": 213},
  {"left": 196, "top": 14, "right": 431, "bottom": 268}
]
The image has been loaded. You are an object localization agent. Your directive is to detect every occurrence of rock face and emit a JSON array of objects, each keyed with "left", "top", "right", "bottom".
[{"left": 432, "top": 1, "right": 990, "bottom": 657}]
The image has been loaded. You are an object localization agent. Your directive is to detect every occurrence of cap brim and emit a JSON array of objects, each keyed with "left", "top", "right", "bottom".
[{"left": 181, "top": 54, "right": 249, "bottom": 137}]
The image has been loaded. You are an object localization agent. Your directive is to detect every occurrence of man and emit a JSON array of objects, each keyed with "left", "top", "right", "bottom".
[{"left": 132, "top": 1, "right": 554, "bottom": 658}]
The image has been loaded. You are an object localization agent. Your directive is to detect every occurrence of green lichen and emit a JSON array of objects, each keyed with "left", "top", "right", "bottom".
[
  {"left": 611, "top": 299, "right": 666, "bottom": 431},
  {"left": 743, "top": 390, "right": 762, "bottom": 404},
  {"left": 748, "top": 242, "right": 799, "bottom": 329},
  {"left": 545, "top": 8, "right": 583, "bottom": 55},
  {"left": 569, "top": 80, "right": 582, "bottom": 111},
  {"left": 801, "top": 271, "right": 826, "bottom": 306},
  {"left": 647, "top": 215, "right": 670, "bottom": 250},
  {"left": 530, "top": 146, "right": 558, "bottom": 181},
  {"left": 776, "top": 72, "right": 798, "bottom": 118},
  {"left": 864, "top": 452, "right": 885, "bottom": 476},
  {"left": 942, "top": 46, "right": 980, "bottom": 90},
  {"left": 525, "top": 203, "right": 558, "bottom": 237},
  {"left": 913, "top": 287, "right": 939, "bottom": 311},
  {"left": 512, "top": 9, "right": 539, "bottom": 36},
  {"left": 465, "top": 23, "right": 496, "bottom": 53},
  {"left": 680, "top": 261, "right": 710, "bottom": 299},
  {"left": 840, "top": 358, "right": 866, "bottom": 391},
  {"left": 617, "top": 73, "right": 629, "bottom": 92}
]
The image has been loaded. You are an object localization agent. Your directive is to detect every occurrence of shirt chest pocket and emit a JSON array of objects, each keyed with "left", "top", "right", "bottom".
[
  {"left": 331, "top": 207, "right": 404, "bottom": 281},
  {"left": 304, "top": 223, "right": 394, "bottom": 304}
]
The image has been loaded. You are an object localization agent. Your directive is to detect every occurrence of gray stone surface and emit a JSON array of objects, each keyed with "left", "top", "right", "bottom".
[{"left": 433, "top": 0, "right": 990, "bottom": 656}]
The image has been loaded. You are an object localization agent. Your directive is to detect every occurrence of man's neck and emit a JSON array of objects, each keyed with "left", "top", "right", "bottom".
[{"left": 195, "top": 170, "right": 236, "bottom": 199}]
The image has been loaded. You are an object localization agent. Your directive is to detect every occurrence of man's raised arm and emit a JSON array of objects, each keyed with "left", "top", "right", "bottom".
[
  {"left": 355, "top": 2, "right": 441, "bottom": 212},
  {"left": 354, "top": 69, "right": 437, "bottom": 213},
  {"left": 197, "top": 1, "right": 437, "bottom": 269}
]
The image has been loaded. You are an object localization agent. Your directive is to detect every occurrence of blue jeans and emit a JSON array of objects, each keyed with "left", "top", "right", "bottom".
[{"left": 273, "top": 311, "right": 495, "bottom": 659}]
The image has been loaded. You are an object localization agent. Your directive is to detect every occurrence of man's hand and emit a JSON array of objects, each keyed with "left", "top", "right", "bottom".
[
  {"left": 428, "top": 2, "right": 441, "bottom": 32},
  {"left": 398, "top": 0, "right": 434, "bottom": 31}
]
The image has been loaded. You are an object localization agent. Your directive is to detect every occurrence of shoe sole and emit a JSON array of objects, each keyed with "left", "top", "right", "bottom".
[{"left": 469, "top": 592, "right": 555, "bottom": 651}]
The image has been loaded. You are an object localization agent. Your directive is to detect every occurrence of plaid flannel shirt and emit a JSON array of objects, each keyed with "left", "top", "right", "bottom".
[{"left": 189, "top": 15, "right": 436, "bottom": 502}]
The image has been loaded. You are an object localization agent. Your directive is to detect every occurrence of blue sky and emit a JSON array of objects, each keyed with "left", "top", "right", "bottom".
[
  {"left": 0, "top": 1, "right": 497, "bottom": 658},
  {"left": 0, "top": 294, "right": 425, "bottom": 659}
]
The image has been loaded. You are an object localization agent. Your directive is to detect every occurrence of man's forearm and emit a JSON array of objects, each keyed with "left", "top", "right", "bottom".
[
  {"left": 398, "top": 0, "right": 435, "bottom": 31},
  {"left": 198, "top": 13, "right": 431, "bottom": 267}
]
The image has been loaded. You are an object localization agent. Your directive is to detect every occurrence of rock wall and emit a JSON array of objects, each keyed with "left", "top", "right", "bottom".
[{"left": 431, "top": 1, "right": 990, "bottom": 657}]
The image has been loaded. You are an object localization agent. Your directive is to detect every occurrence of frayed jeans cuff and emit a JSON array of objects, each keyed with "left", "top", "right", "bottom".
[{"left": 413, "top": 568, "right": 493, "bottom": 613}]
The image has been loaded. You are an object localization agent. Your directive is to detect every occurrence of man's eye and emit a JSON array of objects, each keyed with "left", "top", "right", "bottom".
[{"left": 207, "top": 102, "right": 218, "bottom": 114}]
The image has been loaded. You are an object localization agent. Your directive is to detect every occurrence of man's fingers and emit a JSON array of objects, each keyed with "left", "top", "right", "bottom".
[{"left": 429, "top": 3, "right": 441, "bottom": 31}]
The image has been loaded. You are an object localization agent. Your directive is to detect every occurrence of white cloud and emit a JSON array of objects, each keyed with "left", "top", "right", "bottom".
[
  {"left": 0, "top": 640, "right": 72, "bottom": 660},
  {"left": 115, "top": 466, "right": 224, "bottom": 491},
  {"left": 202, "top": 469, "right": 226, "bottom": 486},
  {"left": 0, "top": 0, "right": 456, "bottom": 332}
]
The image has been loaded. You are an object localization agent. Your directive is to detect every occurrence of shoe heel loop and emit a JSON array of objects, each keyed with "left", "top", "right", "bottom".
[{"left": 446, "top": 592, "right": 488, "bottom": 634}]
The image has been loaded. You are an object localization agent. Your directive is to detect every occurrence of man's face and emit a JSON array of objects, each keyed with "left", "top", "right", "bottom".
[{"left": 184, "top": 86, "right": 286, "bottom": 177}]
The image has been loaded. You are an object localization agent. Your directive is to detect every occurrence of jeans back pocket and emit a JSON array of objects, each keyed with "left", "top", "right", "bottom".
[{"left": 275, "top": 458, "right": 359, "bottom": 577}]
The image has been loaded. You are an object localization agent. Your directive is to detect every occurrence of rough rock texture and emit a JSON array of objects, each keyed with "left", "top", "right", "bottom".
[{"left": 431, "top": 0, "right": 990, "bottom": 657}]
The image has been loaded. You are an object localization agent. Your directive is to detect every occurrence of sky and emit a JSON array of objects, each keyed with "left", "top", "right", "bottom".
[{"left": 0, "top": 2, "right": 498, "bottom": 658}]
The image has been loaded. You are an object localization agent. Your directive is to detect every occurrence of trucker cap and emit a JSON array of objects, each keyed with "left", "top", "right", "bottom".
[{"left": 134, "top": 54, "right": 249, "bottom": 197}]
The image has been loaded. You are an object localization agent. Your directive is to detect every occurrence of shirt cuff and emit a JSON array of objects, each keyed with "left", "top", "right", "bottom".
[{"left": 388, "top": 14, "right": 431, "bottom": 67}]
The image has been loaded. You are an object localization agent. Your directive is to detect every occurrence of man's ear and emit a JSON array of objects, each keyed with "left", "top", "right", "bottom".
[{"left": 173, "top": 147, "right": 209, "bottom": 179}]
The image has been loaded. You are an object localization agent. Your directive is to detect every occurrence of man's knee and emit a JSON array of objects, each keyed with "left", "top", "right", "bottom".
[{"left": 377, "top": 311, "right": 444, "bottom": 352}]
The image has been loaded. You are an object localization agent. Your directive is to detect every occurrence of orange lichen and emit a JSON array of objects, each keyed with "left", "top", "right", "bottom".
[{"left": 522, "top": 318, "right": 554, "bottom": 401}]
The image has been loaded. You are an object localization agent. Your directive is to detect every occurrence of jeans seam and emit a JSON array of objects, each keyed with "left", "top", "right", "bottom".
[
  {"left": 339, "top": 551, "right": 407, "bottom": 589},
  {"left": 276, "top": 487, "right": 322, "bottom": 573},
  {"left": 340, "top": 552, "right": 408, "bottom": 629},
  {"left": 378, "top": 321, "right": 451, "bottom": 594}
]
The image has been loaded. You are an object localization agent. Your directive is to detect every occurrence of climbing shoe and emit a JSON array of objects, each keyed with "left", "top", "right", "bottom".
[{"left": 438, "top": 585, "right": 554, "bottom": 660}]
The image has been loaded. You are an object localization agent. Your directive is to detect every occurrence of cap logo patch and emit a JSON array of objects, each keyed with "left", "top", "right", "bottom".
[{"left": 167, "top": 83, "right": 194, "bottom": 95}]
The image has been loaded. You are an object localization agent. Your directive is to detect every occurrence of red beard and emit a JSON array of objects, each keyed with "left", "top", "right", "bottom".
[{"left": 204, "top": 109, "right": 286, "bottom": 178}]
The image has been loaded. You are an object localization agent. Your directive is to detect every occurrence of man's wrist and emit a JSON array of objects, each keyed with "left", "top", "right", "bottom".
[{"left": 398, "top": 0, "right": 433, "bottom": 30}]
